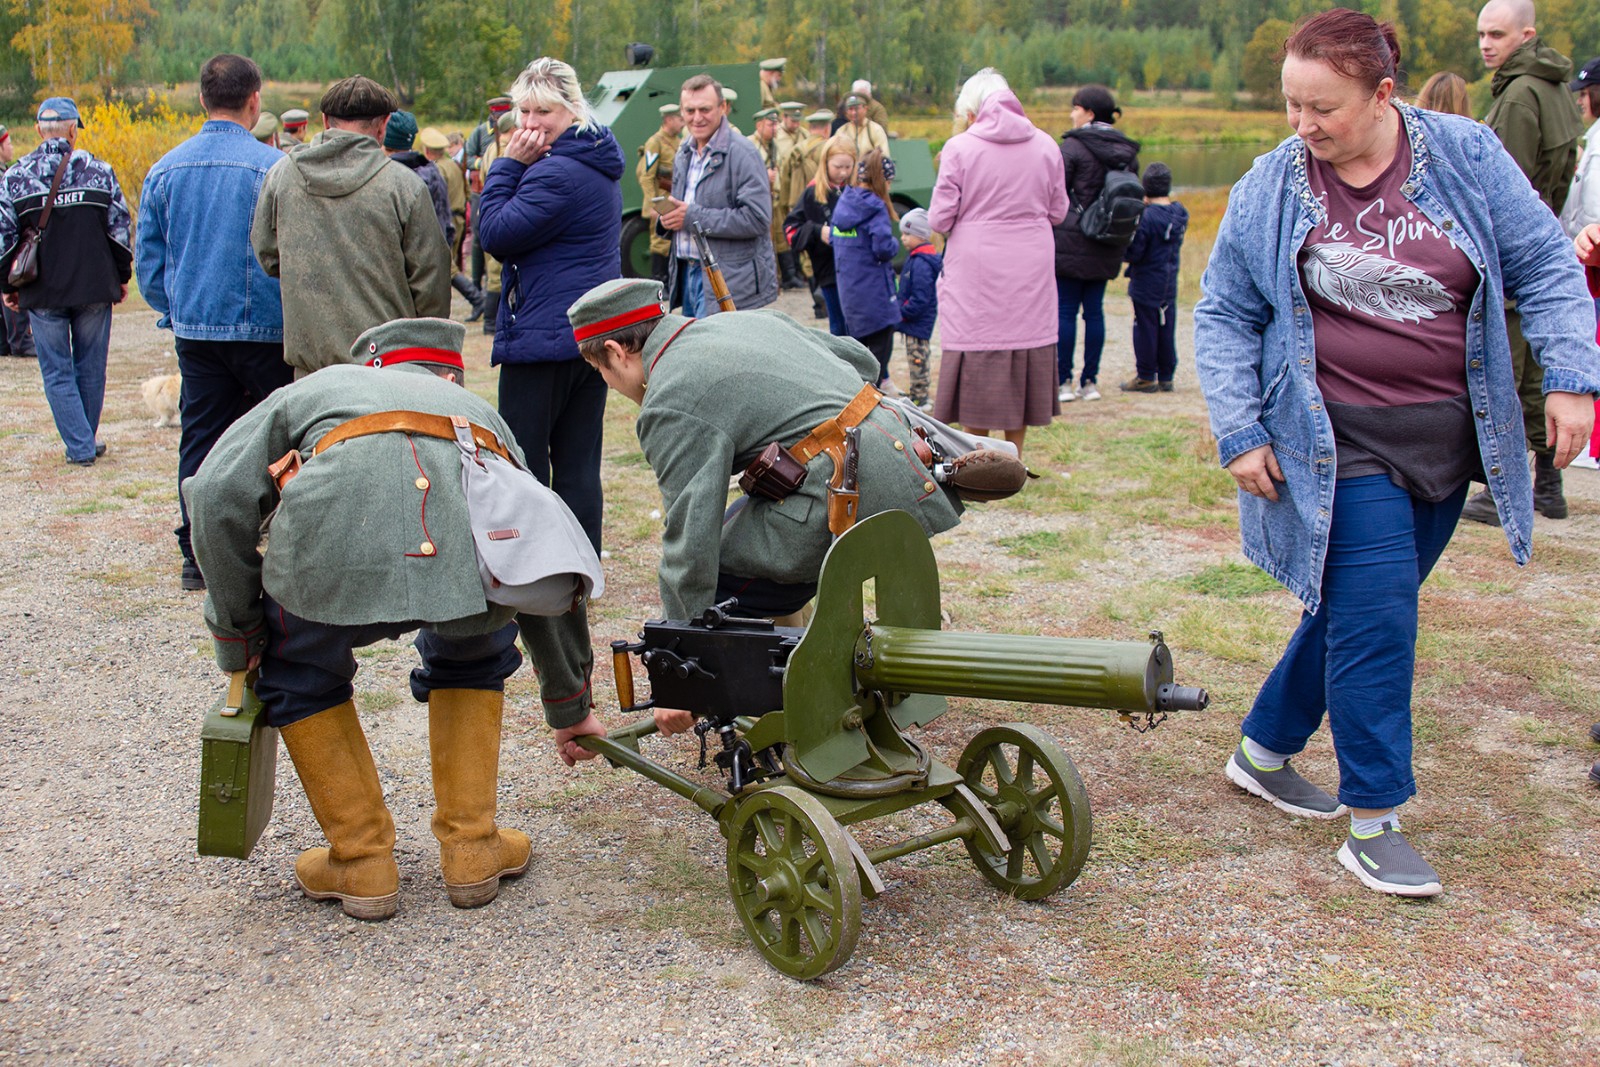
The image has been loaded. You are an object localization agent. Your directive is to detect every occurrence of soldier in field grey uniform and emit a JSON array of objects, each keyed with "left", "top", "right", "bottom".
[
  {"left": 184, "top": 317, "right": 605, "bottom": 921},
  {"left": 567, "top": 279, "right": 964, "bottom": 624}
]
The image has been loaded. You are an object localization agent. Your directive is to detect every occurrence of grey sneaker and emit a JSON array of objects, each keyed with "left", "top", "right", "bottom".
[
  {"left": 1336, "top": 823, "right": 1442, "bottom": 897},
  {"left": 1225, "top": 744, "right": 1346, "bottom": 819}
]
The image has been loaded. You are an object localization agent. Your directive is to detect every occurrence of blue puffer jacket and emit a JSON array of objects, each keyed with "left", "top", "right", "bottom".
[
  {"left": 1124, "top": 201, "right": 1187, "bottom": 306},
  {"left": 831, "top": 186, "right": 901, "bottom": 337},
  {"left": 479, "top": 125, "right": 624, "bottom": 364},
  {"left": 896, "top": 244, "right": 941, "bottom": 339}
]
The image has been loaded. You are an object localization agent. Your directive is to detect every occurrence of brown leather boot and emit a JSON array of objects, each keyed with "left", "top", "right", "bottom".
[
  {"left": 428, "top": 688, "right": 531, "bottom": 907},
  {"left": 279, "top": 702, "right": 399, "bottom": 920}
]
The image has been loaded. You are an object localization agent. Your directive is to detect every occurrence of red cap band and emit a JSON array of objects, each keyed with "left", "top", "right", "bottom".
[
  {"left": 573, "top": 303, "right": 664, "bottom": 343},
  {"left": 367, "top": 346, "right": 464, "bottom": 370}
]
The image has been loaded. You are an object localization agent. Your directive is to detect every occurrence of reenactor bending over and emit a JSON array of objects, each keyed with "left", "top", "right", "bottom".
[
  {"left": 567, "top": 278, "right": 965, "bottom": 627},
  {"left": 185, "top": 318, "right": 604, "bottom": 921}
]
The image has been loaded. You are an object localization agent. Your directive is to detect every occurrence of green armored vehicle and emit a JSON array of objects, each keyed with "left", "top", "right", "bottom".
[{"left": 585, "top": 57, "right": 938, "bottom": 278}]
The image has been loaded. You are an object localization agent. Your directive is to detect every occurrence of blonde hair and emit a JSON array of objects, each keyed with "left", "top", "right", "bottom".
[
  {"left": 1415, "top": 71, "right": 1471, "bottom": 117},
  {"left": 814, "top": 135, "right": 858, "bottom": 193},
  {"left": 509, "top": 57, "right": 598, "bottom": 134},
  {"left": 859, "top": 148, "right": 899, "bottom": 223},
  {"left": 953, "top": 67, "right": 1009, "bottom": 133}
]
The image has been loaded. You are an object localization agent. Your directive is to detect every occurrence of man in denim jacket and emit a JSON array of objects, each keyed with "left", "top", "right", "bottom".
[{"left": 136, "top": 54, "right": 290, "bottom": 592}]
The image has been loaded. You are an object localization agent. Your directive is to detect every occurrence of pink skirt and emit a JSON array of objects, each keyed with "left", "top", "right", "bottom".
[{"left": 932, "top": 344, "right": 1060, "bottom": 430}]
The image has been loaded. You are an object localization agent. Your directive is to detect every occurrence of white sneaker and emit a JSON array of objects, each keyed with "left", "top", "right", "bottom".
[
  {"left": 1078, "top": 382, "right": 1101, "bottom": 401},
  {"left": 1570, "top": 451, "right": 1600, "bottom": 470},
  {"left": 1058, "top": 385, "right": 1078, "bottom": 403}
]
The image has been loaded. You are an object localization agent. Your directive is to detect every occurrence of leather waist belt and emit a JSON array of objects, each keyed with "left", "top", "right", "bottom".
[
  {"left": 790, "top": 383, "right": 881, "bottom": 467},
  {"left": 269, "top": 410, "right": 511, "bottom": 492}
]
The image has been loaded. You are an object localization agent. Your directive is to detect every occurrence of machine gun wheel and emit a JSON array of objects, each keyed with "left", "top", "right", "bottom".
[
  {"left": 956, "top": 724, "right": 1092, "bottom": 901},
  {"left": 725, "top": 786, "right": 863, "bottom": 979}
]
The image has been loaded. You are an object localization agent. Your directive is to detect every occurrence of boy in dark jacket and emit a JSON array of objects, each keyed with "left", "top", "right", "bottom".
[
  {"left": 1119, "top": 162, "right": 1187, "bottom": 393},
  {"left": 895, "top": 207, "right": 941, "bottom": 408}
]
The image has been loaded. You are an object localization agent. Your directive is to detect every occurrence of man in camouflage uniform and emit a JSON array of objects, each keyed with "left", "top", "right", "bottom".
[
  {"left": 637, "top": 103, "right": 682, "bottom": 285},
  {"left": 749, "top": 108, "right": 803, "bottom": 290}
]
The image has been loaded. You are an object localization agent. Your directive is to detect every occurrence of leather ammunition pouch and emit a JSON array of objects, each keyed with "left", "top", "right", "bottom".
[{"left": 738, "top": 441, "right": 808, "bottom": 501}]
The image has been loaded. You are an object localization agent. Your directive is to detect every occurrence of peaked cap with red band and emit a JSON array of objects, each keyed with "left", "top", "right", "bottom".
[
  {"left": 567, "top": 278, "right": 667, "bottom": 344},
  {"left": 353, "top": 317, "right": 467, "bottom": 370}
]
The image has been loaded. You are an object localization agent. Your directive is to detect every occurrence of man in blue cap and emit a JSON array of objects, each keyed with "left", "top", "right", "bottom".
[{"left": 0, "top": 96, "right": 132, "bottom": 466}]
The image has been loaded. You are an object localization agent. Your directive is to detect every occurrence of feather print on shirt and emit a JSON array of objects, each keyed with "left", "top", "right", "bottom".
[{"left": 1302, "top": 242, "right": 1454, "bottom": 323}]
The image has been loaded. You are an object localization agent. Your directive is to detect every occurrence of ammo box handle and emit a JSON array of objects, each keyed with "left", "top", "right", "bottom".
[{"left": 220, "top": 670, "right": 253, "bottom": 718}]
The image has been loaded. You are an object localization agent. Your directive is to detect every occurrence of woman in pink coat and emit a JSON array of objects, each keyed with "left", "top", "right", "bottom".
[{"left": 928, "top": 68, "right": 1068, "bottom": 455}]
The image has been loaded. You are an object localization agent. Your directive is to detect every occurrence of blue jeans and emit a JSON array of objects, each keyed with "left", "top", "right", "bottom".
[
  {"left": 1242, "top": 475, "right": 1467, "bottom": 809},
  {"left": 1055, "top": 277, "right": 1105, "bottom": 386},
  {"left": 679, "top": 260, "right": 707, "bottom": 318},
  {"left": 820, "top": 285, "right": 847, "bottom": 336},
  {"left": 30, "top": 304, "right": 112, "bottom": 462}
]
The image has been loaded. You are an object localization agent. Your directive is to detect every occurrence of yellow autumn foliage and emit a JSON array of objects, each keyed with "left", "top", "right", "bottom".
[{"left": 74, "top": 96, "right": 203, "bottom": 214}]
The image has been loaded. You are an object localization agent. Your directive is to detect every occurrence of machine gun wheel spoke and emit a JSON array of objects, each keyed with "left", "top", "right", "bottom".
[
  {"left": 726, "top": 786, "right": 863, "bottom": 979},
  {"left": 957, "top": 725, "right": 1092, "bottom": 901}
]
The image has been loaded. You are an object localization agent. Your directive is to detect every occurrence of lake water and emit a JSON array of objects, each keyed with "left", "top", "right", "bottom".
[{"left": 1150, "top": 142, "right": 1281, "bottom": 190}]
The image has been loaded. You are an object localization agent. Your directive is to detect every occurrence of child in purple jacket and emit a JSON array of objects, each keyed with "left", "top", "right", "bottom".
[
  {"left": 1119, "top": 162, "right": 1187, "bottom": 393},
  {"left": 895, "top": 207, "right": 942, "bottom": 408}
]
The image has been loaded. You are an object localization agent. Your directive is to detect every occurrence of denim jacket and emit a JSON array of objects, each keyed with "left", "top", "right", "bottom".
[
  {"left": 136, "top": 120, "right": 284, "bottom": 342},
  {"left": 1195, "top": 105, "right": 1600, "bottom": 613}
]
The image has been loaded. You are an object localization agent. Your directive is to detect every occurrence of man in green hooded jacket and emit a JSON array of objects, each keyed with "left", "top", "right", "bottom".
[{"left": 1461, "top": 0, "right": 1588, "bottom": 527}]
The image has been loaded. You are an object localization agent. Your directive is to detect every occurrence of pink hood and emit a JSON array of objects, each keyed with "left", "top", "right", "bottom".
[{"left": 965, "top": 90, "right": 1039, "bottom": 145}]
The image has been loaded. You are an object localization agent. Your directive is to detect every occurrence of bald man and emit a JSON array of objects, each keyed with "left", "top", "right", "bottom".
[{"left": 1460, "top": 0, "right": 1587, "bottom": 528}]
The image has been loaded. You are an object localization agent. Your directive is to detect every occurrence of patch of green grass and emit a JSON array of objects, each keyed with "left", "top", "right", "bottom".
[
  {"left": 63, "top": 499, "right": 124, "bottom": 515},
  {"left": 1047, "top": 1033, "right": 1177, "bottom": 1067},
  {"left": 1179, "top": 562, "right": 1279, "bottom": 599},
  {"left": 1092, "top": 811, "right": 1211, "bottom": 867},
  {"left": 357, "top": 690, "right": 401, "bottom": 712}
]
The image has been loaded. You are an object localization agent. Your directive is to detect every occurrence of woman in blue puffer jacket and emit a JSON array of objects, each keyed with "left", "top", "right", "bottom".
[
  {"left": 830, "top": 149, "right": 901, "bottom": 384},
  {"left": 479, "top": 57, "right": 624, "bottom": 553}
]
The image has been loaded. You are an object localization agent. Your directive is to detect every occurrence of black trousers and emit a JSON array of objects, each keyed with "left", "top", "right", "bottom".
[
  {"left": 855, "top": 326, "right": 895, "bottom": 385},
  {"left": 0, "top": 302, "right": 34, "bottom": 356},
  {"left": 175, "top": 337, "right": 293, "bottom": 563},
  {"left": 1131, "top": 300, "right": 1178, "bottom": 383},
  {"left": 496, "top": 358, "right": 607, "bottom": 552}
]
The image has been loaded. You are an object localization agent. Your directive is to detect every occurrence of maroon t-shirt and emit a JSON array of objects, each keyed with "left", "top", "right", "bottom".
[{"left": 1298, "top": 131, "right": 1481, "bottom": 499}]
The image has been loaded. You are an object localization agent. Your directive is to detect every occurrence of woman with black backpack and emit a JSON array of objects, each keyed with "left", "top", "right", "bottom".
[{"left": 1054, "top": 85, "right": 1140, "bottom": 403}]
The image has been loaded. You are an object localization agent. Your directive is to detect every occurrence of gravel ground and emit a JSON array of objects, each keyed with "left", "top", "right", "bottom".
[{"left": 1, "top": 290, "right": 1596, "bottom": 1066}]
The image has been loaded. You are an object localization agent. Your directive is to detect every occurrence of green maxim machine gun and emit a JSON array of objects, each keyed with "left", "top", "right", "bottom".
[{"left": 578, "top": 511, "right": 1208, "bottom": 979}]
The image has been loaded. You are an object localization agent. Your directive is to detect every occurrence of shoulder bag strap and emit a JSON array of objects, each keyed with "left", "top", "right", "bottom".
[{"left": 37, "top": 151, "right": 72, "bottom": 232}]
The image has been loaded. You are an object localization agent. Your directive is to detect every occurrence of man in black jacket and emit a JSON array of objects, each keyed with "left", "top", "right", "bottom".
[{"left": 0, "top": 97, "right": 132, "bottom": 465}]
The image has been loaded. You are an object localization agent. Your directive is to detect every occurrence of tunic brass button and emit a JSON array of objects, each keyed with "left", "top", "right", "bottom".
[
  {"left": 894, "top": 440, "right": 905, "bottom": 451},
  {"left": 415, "top": 476, "right": 430, "bottom": 490},
  {"left": 923, "top": 480, "right": 936, "bottom": 493},
  {"left": 420, "top": 541, "right": 436, "bottom": 556}
]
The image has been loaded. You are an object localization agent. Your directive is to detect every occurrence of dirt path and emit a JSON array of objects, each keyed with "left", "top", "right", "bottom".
[{"left": 0, "top": 292, "right": 1595, "bottom": 1065}]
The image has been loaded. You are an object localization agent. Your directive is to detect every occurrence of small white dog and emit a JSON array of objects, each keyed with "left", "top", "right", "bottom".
[{"left": 141, "top": 371, "right": 181, "bottom": 428}]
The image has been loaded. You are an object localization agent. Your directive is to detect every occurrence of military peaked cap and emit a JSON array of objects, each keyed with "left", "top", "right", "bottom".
[
  {"left": 417, "top": 126, "right": 449, "bottom": 150},
  {"left": 659, "top": 103, "right": 681, "bottom": 116},
  {"left": 281, "top": 108, "right": 310, "bottom": 128},
  {"left": 355, "top": 317, "right": 467, "bottom": 370},
  {"left": 752, "top": 107, "right": 778, "bottom": 121},
  {"left": 252, "top": 111, "right": 280, "bottom": 142},
  {"left": 568, "top": 279, "right": 666, "bottom": 343},
  {"left": 759, "top": 58, "right": 787, "bottom": 71},
  {"left": 805, "top": 109, "right": 835, "bottom": 124},
  {"left": 780, "top": 101, "right": 805, "bottom": 112}
]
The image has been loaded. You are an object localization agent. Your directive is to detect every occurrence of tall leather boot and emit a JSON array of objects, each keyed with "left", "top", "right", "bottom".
[
  {"left": 279, "top": 702, "right": 399, "bottom": 920},
  {"left": 428, "top": 688, "right": 531, "bottom": 908},
  {"left": 809, "top": 276, "right": 827, "bottom": 320},
  {"left": 1459, "top": 486, "right": 1500, "bottom": 527},
  {"left": 479, "top": 290, "right": 499, "bottom": 335},
  {"left": 1534, "top": 452, "right": 1568, "bottom": 519},
  {"left": 455, "top": 274, "right": 485, "bottom": 321},
  {"left": 778, "top": 251, "right": 805, "bottom": 290}
]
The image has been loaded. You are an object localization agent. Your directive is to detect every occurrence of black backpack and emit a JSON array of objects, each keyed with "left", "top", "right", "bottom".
[{"left": 1075, "top": 141, "right": 1145, "bottom": 247}]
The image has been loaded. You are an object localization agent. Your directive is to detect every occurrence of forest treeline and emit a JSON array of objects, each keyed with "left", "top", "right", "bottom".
[{"left": 1, "top": 0, "right": 1596, "bottom": 115}]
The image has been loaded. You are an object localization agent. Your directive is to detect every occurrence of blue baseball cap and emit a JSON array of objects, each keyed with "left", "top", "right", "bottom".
[{"left": 36, "top": 97, "right": 84, "bottom": 127}]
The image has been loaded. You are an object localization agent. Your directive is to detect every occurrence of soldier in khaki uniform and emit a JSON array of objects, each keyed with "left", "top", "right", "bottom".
[
  {"left": 280, "top": 108, "right": 309, "bottom": 147},
  {"left": 422, "top": 125, "right": 484, "bottom": 319},
  {"left": 759, "top": 57, "right": 786, "bottom": 110},
  {"left": 637, "top": 103, "right": 681, "bottom": 284},
  {"left": 781, "top": 110, "right": 836, "bottom": 318},
  {"left": 775, "top": 101, "right": 804, "bottom": 160},
  {"left": 472, "top": 110, "right": 516, "bottom": 332},
  {"left": 185, "top": 317, "right": 604, "bottom": 921},
  {"left": 749, "top": 108, "right": 803, "bottom": 290}
]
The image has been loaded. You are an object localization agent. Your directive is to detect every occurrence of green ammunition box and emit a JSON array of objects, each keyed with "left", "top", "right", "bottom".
[{"left": 197, "top": 671, "right": 278, "bottom": 859}]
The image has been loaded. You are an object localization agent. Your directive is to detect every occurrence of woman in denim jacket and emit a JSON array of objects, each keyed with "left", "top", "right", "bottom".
[{"left": 1195, "top": 10, "right": 1600, "bottom": 898}]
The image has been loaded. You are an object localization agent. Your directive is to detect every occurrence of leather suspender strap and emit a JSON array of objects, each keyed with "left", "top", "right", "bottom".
[
  {"left": 789, "top": 383, "right": 881, "bottom": 466},
  {"left": 311, "top": 411, "right": 512, "bottom": 461}
]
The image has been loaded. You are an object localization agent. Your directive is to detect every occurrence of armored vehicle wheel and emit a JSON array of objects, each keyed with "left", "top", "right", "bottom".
[
  {"left": 725, "top": 785, "right": 863, "bottom": 979},
  {"left": 957, "top": 724, "right": 1092, "bottom": 900},
  {"left": 619, "top": 214, "right": 652, "bottom": 278}
]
